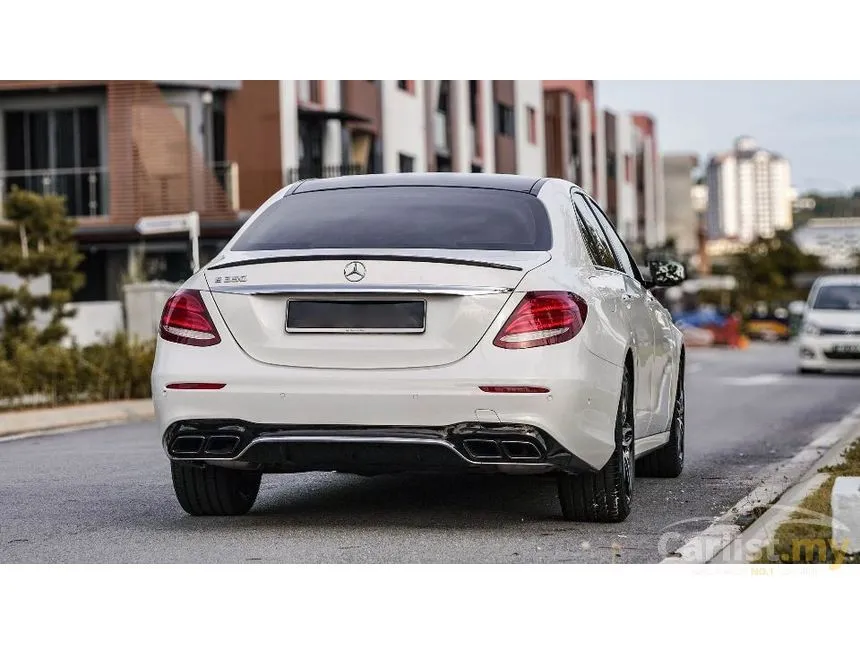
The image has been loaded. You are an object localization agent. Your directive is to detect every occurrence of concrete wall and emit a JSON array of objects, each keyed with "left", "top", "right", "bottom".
[
  {"left": 123, "top": 281, "right": 181, "bottom": 342},
  {"left": 62, "top": 301, "right": 124, "bottom": 347},
  {"left": 279, "top": 81, "right": 299, "bottom": 173},
  {"left": 479, "top": 80, "right": 495, "bottom": 173},
  {"left": 615, "top": 113, "right": 638, "bottom": 243},
  {"left": 322, "top": 80, "right": 343, "bottom": 167},
  {"left": 381, "top": 81, "right": 427, "bottom": 173},
  {"left": 513, "top": 80, "right": 545, "bottom": 176}
]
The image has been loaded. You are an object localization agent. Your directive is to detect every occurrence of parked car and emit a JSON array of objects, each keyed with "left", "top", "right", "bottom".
[
  {"left": 798, "top": 275, "right": 860, "bottom": 374},
  {"left": 152, "top": 173, "right": 687, "bottom": 523}
]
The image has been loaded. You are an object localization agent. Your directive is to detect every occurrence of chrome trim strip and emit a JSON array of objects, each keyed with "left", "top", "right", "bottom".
[
  {"left": 209, "top": 284, "right": 513, "bottom": 296},
  {"left": 167, "top": 434, "right": 554, "bottom": 468}
]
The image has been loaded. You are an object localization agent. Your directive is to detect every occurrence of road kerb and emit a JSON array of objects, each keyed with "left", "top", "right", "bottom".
[
  {"left": 661, "top": 401, "right": 860, "bottom": 564},
  {"left": 0, "top": 399, "right": 155, "bottom": 442},
  {"left": 707, "top": 411, "right": 860, "bottom": 564}
]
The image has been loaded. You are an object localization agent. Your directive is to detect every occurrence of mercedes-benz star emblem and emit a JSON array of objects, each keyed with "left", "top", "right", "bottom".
[{"left": 344, "top": 261, "right": 366, "bottom": 282}]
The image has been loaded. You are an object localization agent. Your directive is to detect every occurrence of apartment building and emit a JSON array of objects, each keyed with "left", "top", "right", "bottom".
[
  {"left": 705, "top": 136, "right": 793, "bottom": 242},
  {"left": 542, "top": 80, "right": 601, "bottom": 198}
]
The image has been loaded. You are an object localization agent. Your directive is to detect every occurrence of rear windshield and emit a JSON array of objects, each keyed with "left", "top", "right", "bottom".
[
  {"left": 812, "top": 284, "right": 860, "bottom": 310},
  {"left": 231, "top": 186, "right": 552, "bottom": 252}
]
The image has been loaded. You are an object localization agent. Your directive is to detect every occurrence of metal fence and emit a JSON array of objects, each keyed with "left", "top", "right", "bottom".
[{"left": 0, "top": 167, "right": 108, "bottom": 217}]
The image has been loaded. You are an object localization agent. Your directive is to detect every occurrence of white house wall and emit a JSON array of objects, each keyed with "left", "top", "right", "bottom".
[
  {"left": 480, "top": 80, "right": 495, "bottom": 173},
  {"left": 447, "top": 80, "right": 469, "bottom": 172},
  {"left": 578, "top": 100, "right": 593, "bottom": 193},
  {"left": 322, "top": 80, "right": 342, "bottom": 167},
  {"left": 513, "top": 80, "right": 545, "bottom": 176},
  {"left": 381, "top": 80, "right": 426, "bottom": 173},
  {"left": 595, "top": 109, "right": 607, "bottom": 209},
  {"left": 615, "top": 113, "right": 638, "bottom": 243},
  {"left": 278, "top": 81, "right": 299, "bottom": 173}
]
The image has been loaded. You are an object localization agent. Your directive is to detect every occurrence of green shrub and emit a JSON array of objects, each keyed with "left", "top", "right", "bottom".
[{"left": 0, "top": 332, "right": 155, "bottom": 410}]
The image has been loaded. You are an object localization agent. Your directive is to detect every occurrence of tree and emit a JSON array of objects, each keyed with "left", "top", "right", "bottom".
[
  {"left": 730, "top": 231, "right": 822, "bottom": 310},
  {"left": 0, "top": 188, "right": 85, "bottom": 357}
]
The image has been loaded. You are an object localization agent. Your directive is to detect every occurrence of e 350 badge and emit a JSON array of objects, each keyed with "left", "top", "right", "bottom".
[{"left": 213, "top": 275, "right": 248, "bottom": 284}]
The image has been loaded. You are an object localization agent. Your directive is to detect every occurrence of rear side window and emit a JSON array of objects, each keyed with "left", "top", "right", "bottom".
[
  {"left": 232, "top": 186, "right": 553, "bottom": 252},
  {"left": 570, "top": 191, "right": 619, "bottom": 270}
]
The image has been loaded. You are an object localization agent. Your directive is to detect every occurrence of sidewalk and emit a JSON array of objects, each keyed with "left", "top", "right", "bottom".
[{"left": 0, "top": 399, "right": 155, "bottom": 440}]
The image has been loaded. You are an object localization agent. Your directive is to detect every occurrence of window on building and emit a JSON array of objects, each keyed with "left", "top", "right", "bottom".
[
  {"left": 309, "top": 80, "right": 322, "bottom": 104},
  {"left": 398, "top": 153, "right": 415, "bottom": 173},
  {"left": 527, "top": 106, "right": 537, "bottom": 144},
  {"left": 496, "top": 103, "right": 515, "bottom": 136},
  {"left": 397, "top": 80, "right": 415, "bottom": 94},
  {"left": 2, "top": 106, "right": 103, "bottom": 216},
  {"left": 625, "top": 155, "right": 633, "bottom": 182}
]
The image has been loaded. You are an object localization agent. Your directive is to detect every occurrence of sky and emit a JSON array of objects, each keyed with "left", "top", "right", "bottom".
[{"left": 598, "top": 81, "right": 860, "bottom": 195}]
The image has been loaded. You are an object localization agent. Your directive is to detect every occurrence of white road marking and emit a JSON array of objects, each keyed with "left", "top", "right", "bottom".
[{"left": 719, "top": 374, "right": 784, "bottom": 386}]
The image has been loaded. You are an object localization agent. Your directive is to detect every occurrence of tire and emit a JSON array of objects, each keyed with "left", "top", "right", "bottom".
[
  {"left": 557, "top": 367, "right": 634, "bottom": 523},
  {"left": 171, "top": 463, "right": 262, "bottom": 516},
  {"left": 636, "top": 369, "right": 685, "bottom": 478}
]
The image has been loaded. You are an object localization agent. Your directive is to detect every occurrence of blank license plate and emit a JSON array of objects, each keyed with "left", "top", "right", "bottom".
[{"left": 286, "top": 299, "right": 426, "bottom": 333}]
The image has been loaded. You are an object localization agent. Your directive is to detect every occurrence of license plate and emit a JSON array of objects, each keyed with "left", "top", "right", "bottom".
[
  {"left": 832, "top": 344, "right": 860, "bottom": 354},
  {"left": 286, "top": 299, "right": 426, "bottom": 333}
]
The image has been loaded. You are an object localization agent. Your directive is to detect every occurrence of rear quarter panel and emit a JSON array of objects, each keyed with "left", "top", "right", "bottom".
[{"left": 535, "top": 181, "right": 629, "bottom": 369}]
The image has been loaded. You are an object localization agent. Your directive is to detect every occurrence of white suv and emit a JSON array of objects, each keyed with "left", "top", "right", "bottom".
[{"left": 798, "top": 275, "right": 860, "bottom": 373}]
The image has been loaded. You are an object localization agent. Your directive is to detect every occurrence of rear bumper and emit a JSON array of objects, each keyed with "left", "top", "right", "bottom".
[
  {"left": 152, "top": 335, "right": 623, "bottom": 471},
  {"left": 161, "top": 420, "right": 597, "bottom": 475}
]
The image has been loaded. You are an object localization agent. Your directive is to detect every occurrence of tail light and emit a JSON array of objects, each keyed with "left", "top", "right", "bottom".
[
  {"left": 493, "top": 291, "right": 587, "bottom": 349},
  {"left": 159, "top": 289, "right": 221, "bottom": 347}
]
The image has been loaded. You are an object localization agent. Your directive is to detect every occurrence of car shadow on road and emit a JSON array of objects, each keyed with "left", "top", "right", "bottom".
[{"left": 243, "top": 472, "right": 564, "bottom": 528}]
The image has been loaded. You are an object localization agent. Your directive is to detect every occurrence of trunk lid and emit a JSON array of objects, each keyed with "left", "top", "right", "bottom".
[{"left": 206, "top": 250, "right": 550, "bottom": 369}]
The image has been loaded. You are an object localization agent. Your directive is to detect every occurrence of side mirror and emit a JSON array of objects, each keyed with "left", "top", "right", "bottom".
[{"left": 647, "top": 259, "right": 686, "bottom": 288}]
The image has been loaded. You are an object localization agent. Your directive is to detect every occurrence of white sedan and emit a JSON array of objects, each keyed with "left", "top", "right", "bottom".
[
  {"left": 152, "top": 173, "right": 687, "bottom": 523},
  {"left": 798, "top": 274, "right": 860, "bottom": 373}
]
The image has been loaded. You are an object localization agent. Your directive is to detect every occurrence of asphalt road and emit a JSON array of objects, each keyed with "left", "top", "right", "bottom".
[{"left": 2, "top": 342, "right": 859, "bottom": 563}]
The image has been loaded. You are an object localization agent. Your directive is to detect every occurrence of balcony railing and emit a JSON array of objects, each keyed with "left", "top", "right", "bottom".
[
  {"left": 0, "top": 167, "right": 108, "bottom": 217},
  {"left": 1, "top": 161, "right": 241, "bottom": 221},
  {"left": 284, "top": 163, "right": 366, "bottom": 184}
]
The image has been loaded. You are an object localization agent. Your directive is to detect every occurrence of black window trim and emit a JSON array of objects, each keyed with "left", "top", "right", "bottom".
[
  {"left": 569, "top": 188, "right": 620, "bottom": 273},
  {"left": 581, "top": 193, "right": 644, "bottom": 284}
]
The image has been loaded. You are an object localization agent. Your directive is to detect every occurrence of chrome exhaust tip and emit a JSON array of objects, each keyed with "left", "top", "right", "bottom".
[{"left": 500, "top": 440, "right": 542, "bottom": 460}]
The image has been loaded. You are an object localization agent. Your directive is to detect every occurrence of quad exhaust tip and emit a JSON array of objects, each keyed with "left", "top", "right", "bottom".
[
  {"left": 170, "top": 433, "right": 242, "bottom": 457},
  {"left": 462, "top": 438, "right": 542, "bottom": 461}
]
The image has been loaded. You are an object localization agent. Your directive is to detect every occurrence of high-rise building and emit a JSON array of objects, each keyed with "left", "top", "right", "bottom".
[{"left": 705, "top": 136, "right": 792, "bottom": 241}]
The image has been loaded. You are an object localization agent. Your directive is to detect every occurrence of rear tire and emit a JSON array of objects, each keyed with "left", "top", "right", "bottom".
[
  {"left": 637, "top": 369, "right": 685, "bottom": 478},
  {"left": 557, "top": 367, "right": 634, "bottom": 523},
  {"left": 171, "top": 463, "right": 261, "bottom": 516}
]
